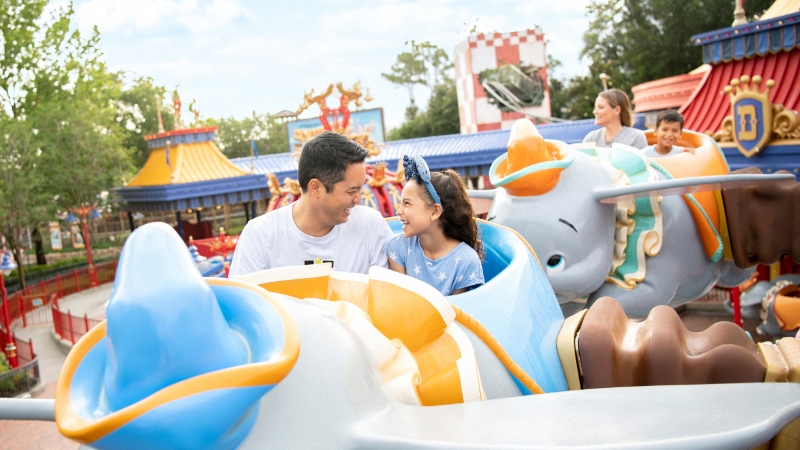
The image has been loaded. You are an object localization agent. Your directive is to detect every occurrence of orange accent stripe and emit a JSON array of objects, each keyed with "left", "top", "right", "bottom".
[
  {"left": 775, "top": 291, "right": 800, "bottom": 331},
  {"left": 327, "top": 278, "right": 369, "bottom": 311},
  {"left": 453, "top": 306, "right": 544, "bottom": 395},
  {"left": 55, "top": 278, "right": 300, "bottom": 443},
  {"left": 258, "top": 276, "right": 329, "bottom": 299},
  {"left": 414, "top": 332, "right": 461, "bottom": 380},
  {"left": 416, "top": 362, "right": 464, "bottom": 406},
  {"left": 648, "top": 130, "right": 728, "bottom": 259},
  {"left": 368, "top": 279, "right": 448, "bottom": 353}
]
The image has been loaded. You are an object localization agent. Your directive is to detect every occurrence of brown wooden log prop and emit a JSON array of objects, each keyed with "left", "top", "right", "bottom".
[
  {"left": 577, "top": 297, "right": 766, "bottom": 388},
  {"left": 722, "top": 167, "right": 800, "bottom": 269}
]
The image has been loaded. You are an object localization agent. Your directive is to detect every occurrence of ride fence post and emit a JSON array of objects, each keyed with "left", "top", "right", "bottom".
[
  {"left": 84, "top": 314, "right": 89, "bottom": 334},
  {"left": 67, "top": 310, "right": 75, "bottom": 344},
  {"left": 731, "top": 286, "right": 742, "bottom": 328},
  {"left": 74, "top": 269, "right": 81, "bottom": 293},
  {"left": 39, "top": 280, "right": 45, "bottom": 297},
  {"left": 18, "top": 294, "right": 27, "bottom": 328},
  {"left": 56, "top": 274, "right": 63, "bottom": 303}
]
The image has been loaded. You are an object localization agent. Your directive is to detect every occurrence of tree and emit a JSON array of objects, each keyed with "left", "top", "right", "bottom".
[
  {"left": 384, "top": 41, "right": 458, "bottom": 140},
  {"left": 0, "top": 118, "right": 48, "bottom": 288},
  {"left": 0, "top": 1, "right": 103, "bottom": 288},
  {"left": 383, "top": 41, "right": 455, "bottom": 119},
  {"left": 0, "top": 1, "right": 132, "bottom": 287},
  {"left": 207, "top": 113, "right": 289, "bottom": 159},
  {"left": 557, "top": 0, "right": 776, "bottom": 120},
  {"left": 35, "top": 64, "right": 131, "bottom": 218},
  {"left": 382, "top": 45, "right": 427, "bottom": 118},
  {"left": 118, "top": 77, "right": 175, "bottom": 169},
  {"left": 388, "top": 78, "right": 459, "bottom": 141}
]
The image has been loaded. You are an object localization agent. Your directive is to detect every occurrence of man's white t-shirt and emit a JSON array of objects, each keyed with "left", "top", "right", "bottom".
[{"left": 229, "top": 203, "right": 395, "bottom": 276}]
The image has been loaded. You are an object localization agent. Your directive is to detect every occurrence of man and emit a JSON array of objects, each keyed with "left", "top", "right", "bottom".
[{"left": 229, "top": 131, "right": 395, "bottom": 276}]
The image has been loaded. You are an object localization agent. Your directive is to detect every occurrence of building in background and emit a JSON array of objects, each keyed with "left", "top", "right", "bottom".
[{"left": 454, "top": 28, "right": 552, "bottom": 134}]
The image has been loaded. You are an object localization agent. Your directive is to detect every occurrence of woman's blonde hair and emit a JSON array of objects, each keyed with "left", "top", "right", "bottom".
[{"left": 599, "top": 89, "right": 633, "bottom": 127}]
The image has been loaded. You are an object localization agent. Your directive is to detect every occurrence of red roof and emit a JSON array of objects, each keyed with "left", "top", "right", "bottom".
[
  {"left": 144, "top": 126, "right": 219, "bottom": 141},
  {"left": 632, "top": 70, "right": 708, "bottom": 112},
  {"left": 680, "top": 47, "right": 800, "bottom": 133}
]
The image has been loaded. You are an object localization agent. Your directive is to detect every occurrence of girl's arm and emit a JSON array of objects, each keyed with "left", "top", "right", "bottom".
[
  {"left": 450, "top": 287, "right": 468, "bottom": 295},
  {"left": 388, "top": 258, "right": 406, "bottom": 274}
]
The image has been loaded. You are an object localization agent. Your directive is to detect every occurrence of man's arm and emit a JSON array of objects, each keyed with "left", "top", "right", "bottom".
[{"left": 228, "top": 223, "right": 266, "bottom": 277}]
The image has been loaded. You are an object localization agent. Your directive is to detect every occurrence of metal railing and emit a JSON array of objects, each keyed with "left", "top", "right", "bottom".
[
  {"left": 0, "top": 328, "right": 35, "bottom": 366},
  {"left": 0, "top": 260, "right": 118, "bottom": 361},
  {"left": 0, "top": 358, "right": 39, "bottom": 398},
  {"left": 51, "top": 305, "right": 103, "bottom": 345}
]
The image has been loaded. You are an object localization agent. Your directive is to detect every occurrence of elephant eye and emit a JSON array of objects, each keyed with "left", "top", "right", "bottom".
[{"left": 546, "top": 255, "right": 565, "bottom": 274}]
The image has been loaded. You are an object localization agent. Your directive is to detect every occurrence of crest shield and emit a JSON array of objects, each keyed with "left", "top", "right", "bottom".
[{"left": 725, "top": 76, "right": 775, "bottom": 158}]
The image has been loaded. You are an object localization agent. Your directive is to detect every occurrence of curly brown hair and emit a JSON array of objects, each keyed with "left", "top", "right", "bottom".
[{"left": 417, "top": 169, "right": 484, "bottom": 260}]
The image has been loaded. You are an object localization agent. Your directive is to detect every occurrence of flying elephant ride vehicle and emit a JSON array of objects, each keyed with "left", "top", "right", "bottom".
[
  {"left": 2, "top": 121, "right": 800, "bottom": 449},
  {"left": 472, "top": 119, "right": 800, "bottom": 319}
]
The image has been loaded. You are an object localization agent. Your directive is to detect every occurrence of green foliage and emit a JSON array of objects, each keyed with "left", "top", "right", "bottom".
[
  {"left": 0, "top": 2, "right": 131, "bottom": 289},
  {"left": 382, "top": 45, "right": 427, "bottom": 107},
  {"left": 118, "top": 77, "right": 175, "bottom": 168},
  {"left": 554, "top": 0, "right": 775, "bottom": 120},
  {"left": 388, "top": 79, "right": 459, "bottom": 141},
  {"left": 384, "top": 41, "right": 459, "bottom": 140},
  {"left": 207, "top": 113, "right": 289, "bottom": 159},
  {"left": 35, "top": 64, "right": 131, "bottom": 213},
  {"left": 382, "top": 40, "right": 453, "bottom": 109}
]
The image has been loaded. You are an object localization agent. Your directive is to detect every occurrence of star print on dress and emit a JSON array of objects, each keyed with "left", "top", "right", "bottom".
[
  {"left": 407, "top": 247, "right": 412, "bottom": 255},
  {"left": 413, "top": 265, "right": 421, "bottom": 275},
  {"left": 455, "top": 256, "right": 461, "bottom": 264},
  {"left": 468, "top": 271, "right": 477, "bottom": 281},
  {"left": 438, "top": 271, "right": 447, "bottom": 281},
  {"left": 389, "top": 252, "right": 398, "bottom": 261},
  {"left": 456, "top": 274, "right": 464, "bottom": 282},
  {"left": 426, "top": 261, "right": 433, "bottom": 266}
]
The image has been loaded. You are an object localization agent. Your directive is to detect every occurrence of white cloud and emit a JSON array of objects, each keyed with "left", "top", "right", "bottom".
[{"left": 74, "top": 0, "right": 250, "bottom": 35}]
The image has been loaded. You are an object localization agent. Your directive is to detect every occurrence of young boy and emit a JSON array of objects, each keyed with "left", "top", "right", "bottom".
[{"left": 642, "top": 110, "right": 693, "bottom": 158}]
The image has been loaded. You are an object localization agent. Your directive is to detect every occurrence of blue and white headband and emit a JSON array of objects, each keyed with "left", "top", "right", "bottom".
[{"left": 403, "top": 155, "right": 442, "bottom": 207}]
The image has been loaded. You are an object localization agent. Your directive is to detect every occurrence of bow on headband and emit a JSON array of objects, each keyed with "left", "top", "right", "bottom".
[{"left": 403, "top": 155, "right": 442, "bottom": 207}]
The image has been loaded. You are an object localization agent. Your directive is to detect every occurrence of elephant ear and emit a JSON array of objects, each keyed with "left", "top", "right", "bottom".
[
  {"left": 467, "top": 188, "right": 497, "bottom": 216},
  {"left": 592, "top": 173, "right": 794, "bottom": 204}
]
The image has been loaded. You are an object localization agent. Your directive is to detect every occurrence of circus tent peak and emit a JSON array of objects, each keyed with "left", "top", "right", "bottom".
[{"left": 128, "top": 127, "right": 250, "bottom": 187}]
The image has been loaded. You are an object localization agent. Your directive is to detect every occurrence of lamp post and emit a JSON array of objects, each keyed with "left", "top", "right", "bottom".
[
  {"left": 1, "top": 250, "right": 19, "bottom": 368},
  {"left": 599, "top": 73, "right": 610, "bottom": 91},
  {"left": 70, "top": 205, "right": 99, "bottom": 287}
]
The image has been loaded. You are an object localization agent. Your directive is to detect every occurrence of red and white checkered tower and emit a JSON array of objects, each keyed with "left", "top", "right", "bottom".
[{"left": 455, "top": 28, "right": 551, "bottom": 134}]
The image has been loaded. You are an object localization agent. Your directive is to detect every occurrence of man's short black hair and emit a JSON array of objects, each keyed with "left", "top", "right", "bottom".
[
  {"left": 297, "top": 131, "right": 369, "bottom": 192},
  {"left": 655, "top": 110, "right": 685, "bottom": 129}
]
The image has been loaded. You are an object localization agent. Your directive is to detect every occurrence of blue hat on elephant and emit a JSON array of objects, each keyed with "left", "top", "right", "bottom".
[{"left": 55, "top": 223, "right": 300, "bottom": 450}]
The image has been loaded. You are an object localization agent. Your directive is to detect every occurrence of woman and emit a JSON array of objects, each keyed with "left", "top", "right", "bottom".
[{"left": 583, "top": 89, "right": 647, "bottom": 149}]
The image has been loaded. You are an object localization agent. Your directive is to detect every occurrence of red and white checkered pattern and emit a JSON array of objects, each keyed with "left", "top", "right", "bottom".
[{"left": 455, "top": 28, "right": 552, "bottom": 134}]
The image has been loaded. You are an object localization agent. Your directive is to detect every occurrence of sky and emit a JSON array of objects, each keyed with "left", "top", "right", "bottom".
[{"left": 64, "top": 0, "right": 594, "bottom": 130}]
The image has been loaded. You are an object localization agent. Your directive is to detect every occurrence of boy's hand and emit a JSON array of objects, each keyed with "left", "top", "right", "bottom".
[{"left": 681, "top": 146, "right": 696, "bottom": 155}]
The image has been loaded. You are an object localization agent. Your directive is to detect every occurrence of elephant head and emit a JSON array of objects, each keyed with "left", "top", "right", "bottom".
[{"left": 484, "top": 120, "right": 616, "bottom": 305}]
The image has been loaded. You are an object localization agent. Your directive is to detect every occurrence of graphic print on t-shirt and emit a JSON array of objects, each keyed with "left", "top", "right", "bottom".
[{"left": 304, "top": 258, "right": 334, "bottom": 267}]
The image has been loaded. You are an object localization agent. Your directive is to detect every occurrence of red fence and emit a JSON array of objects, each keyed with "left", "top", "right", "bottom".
[
  {"left": 0, "top": 327, "right": 35, "bottom": 366},
  {"left": 1, "top": 260, "right": 118, "bottom": 359},
  {"left": 51, "top": 305, "right": 103, "bottom": 345}
]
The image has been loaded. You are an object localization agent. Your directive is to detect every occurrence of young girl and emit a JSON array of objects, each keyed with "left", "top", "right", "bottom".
[{"left": 387, "top": 155, "right": 484, "bottom": 296}]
